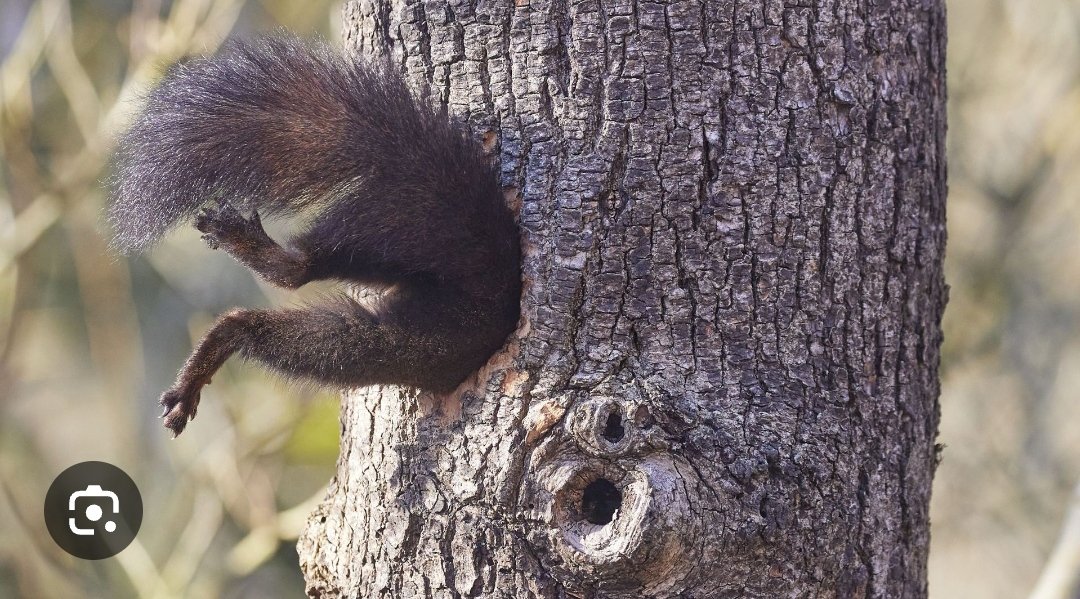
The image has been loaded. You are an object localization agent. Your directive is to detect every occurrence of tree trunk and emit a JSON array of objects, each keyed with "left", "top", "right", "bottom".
[{"left": 297, "top": 0, "right": 947, "bottom": 597}]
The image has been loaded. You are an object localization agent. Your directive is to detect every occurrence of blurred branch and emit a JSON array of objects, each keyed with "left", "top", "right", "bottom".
[
  {"left": 227, "top": 486, "right": 326, "bottom": 576},
  {"left": 114, "top": 539, "right": 171, "bottom": 599},
  {"left": 0, "top": 0, "right": 58, "bottom": 126},
  {"left": 1031, "top": 480, "right": 1080, "bottom": 599},
  {"left": 0, "top": 194, "right": 60, "bottom": 273},
  {"left": 42, "top": 0, "right": 101, "bottom": 144},
  {"left": 155, "top": 489, "right": 225, "bottom": 598}
]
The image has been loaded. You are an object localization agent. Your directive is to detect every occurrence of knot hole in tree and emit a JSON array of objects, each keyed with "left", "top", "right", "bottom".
[
  {"left": 525, "top": 391, "right": 705, "bottom": 596},
  {"left": 567, "top": 397, "right": 653, "bottom": 458},
  {"left": 602, "top": 410, "right": 625, "bottom": 443},
  {"left": 582, "top": 478, "right": 621, "bottom": 524}
]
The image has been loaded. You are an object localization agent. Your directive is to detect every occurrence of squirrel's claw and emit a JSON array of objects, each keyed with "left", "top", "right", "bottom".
[
  {"left": 159, "top": 386, "right": 201, "bottom": 437},
  {"left": 195, "top": 202, "right": 265, "bottom": 252}
]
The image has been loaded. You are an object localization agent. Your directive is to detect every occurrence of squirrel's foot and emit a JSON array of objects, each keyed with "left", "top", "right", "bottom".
[
  {"left": 195, "top": 201, "right": 309, "bottom": 289},
  {"left": 195, "top": 202, "right": 267, "bottom": 251},
  {"left": 160, "top": 385, "right": 202, "bottom": 437}
]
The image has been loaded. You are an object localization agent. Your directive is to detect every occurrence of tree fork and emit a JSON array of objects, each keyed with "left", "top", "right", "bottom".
[{"left": 298, "top": 0, "right": 947, "bottom": 596}]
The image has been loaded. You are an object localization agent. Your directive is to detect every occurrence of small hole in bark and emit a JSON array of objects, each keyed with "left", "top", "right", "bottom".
[
  {"left": 602, "top": 410, "right": 625, "bottom": 443},
  {"left": 581, "top": 478, "right": 622, "bottom": 525}
]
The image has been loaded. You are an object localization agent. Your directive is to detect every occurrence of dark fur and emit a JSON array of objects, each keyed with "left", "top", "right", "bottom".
[{"left": 109, "top": 36, "right": 520, "bottom": 436}]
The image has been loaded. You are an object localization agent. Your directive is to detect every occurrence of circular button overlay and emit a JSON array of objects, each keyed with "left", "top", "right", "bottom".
[{"left": 44, "top": 461, "right": 143, "bottom": 559}]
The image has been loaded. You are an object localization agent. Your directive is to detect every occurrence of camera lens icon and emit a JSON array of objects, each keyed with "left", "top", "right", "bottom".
[
  {"left": 69, "top": 485, "right": 120, "bottom": 535},
  {"left": 45, "top": 461, "right": 142, "bottom": 559}
]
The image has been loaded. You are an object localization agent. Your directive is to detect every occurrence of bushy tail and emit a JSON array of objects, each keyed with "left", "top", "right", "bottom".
[{"left": 108, "top": 35, "right": 503, "bottom": 256}]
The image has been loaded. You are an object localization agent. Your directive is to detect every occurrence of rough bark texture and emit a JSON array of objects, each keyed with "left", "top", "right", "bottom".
[{"left": 297, "top": 0, "right": 947, "bottom": 597}]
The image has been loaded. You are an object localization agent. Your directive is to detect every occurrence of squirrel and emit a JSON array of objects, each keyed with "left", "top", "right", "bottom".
[{"left": 107, "top": 36, "right": 521, "bottom": 436}]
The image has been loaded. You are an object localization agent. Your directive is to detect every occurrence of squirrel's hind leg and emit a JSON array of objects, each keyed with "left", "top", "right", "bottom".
[
  {"left": 160, "top": 307, "right": 249, "bottom": 436},
  {"left": 159, "top": 291, "right": 476, "bottom": 436},
  {"left": 195, "top": 201, "right": 312, "bottom": 289}
]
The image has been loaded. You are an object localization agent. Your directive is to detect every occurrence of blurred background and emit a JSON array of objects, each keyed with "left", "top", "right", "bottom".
[
  {"left": 932, "top": 1, "right": 1080, "bottom": 596},
  {"left": 0, "top": 0, "right": 342, "bottom": 597},
  {"left": 0, "top": 0, "right": 1078, "bottom": 597}
]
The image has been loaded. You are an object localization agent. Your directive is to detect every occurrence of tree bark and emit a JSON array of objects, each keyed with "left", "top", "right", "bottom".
[{"left": 297, "top": 0, "right": 947, "bottom": 597}]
